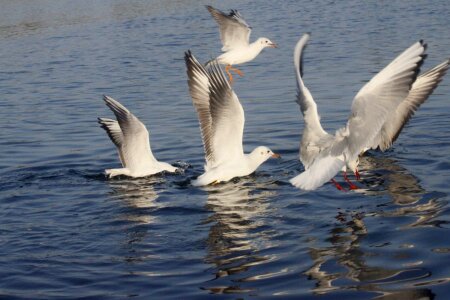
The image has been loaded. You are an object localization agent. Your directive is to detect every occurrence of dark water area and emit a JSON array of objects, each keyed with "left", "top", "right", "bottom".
[{"left": 1, "top": 1, "right": 450, "bottom": 299}]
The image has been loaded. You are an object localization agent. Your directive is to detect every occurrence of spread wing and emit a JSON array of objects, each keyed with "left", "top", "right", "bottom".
[
  {"left": 294, "top": 33, "right": 331, "bottom": 168},
  {"left": 185, "top": 51, "right": 214, "bottom": 164},
  {"left": 339, "top": 40, "right": 427, "bottom": 160},
  {"left": 101, "top": 95, "right": 156, "bottom": 168},
  {"left": 206, "top": 5, "right": 251, "bottom": 51},
  {"left": 185, "top": 51, "right": 245, "bottom": 170},
  {"left": 290, "top": 41, "right": 427, "bottom": 191},
  {"left": 98, "top": 117, "right": 123, "bottom": 148},
  {"left": 98, "top": 117, "right": 125, "bottom": 165},
  {"left": 375, "top": 59, "right": 450, "bottom": 151}
]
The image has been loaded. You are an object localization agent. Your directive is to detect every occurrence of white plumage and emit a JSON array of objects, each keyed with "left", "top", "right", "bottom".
[
  {"left": 206, "top": 5, "right": 277, "bottom": 83},
  {"left": 98, "top": 95, "right": 178, "bottom": 178},
  {"left": 290, "top": 34, "right": 449, "bottom": 191},
  {"left": 185, "top": 51, "right": 280, "bottom": 186}
]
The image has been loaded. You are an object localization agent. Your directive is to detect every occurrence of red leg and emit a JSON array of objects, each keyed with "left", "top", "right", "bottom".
[
  {"left": 354, "top": 169, "right": 360, "bottom": 181},
  {"left": 331, "top": 179, "right": 347, "bottom": 191},
  {"left": 229, "top": 66, "right": 244, "bottom": 77},
  {"left": 225, "top": 65, "right": 234, "bottom": 84},
  {"left": 343, "top": 171, "right": 358, "bottom": 190}
]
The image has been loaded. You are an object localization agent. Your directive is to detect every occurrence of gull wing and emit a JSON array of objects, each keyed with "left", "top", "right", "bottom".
[
  {"left": 185, "top": 51, "right": 215, "bottom": 165},
  {"left": 206, "top": 5, "right": 251, "bottom": 51},
  {"left": 185, "top": 51, "right": 245, "bottom": 169},
  {"left": 294, "top": 33, "right": 327, "bottom": 135},
  {"left": 294, "top": 34, "right": 331, "bottom": 168},
  {"left": 375, "top": 59, "right": 450, "bottom": 151},
  {"left": 98, "top": 117, "right": 125, "bottom": 165},
  {"left": 102, "top": 95, "right": 156, "bottom": 169},
  {"left": 98, "top": 117, "right": 123, "bottom": 148},
  {"left": 290, "top": 41, "right": 427, "bottom": 191},
  {"left": 340, "top": 40, "right": 427, "bottom": 160}
]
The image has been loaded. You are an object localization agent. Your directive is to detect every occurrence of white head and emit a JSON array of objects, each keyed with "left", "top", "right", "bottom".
[
  {"left": 249, "top": 146, "right": 281, "bottom": 165},
  {"left": 257, "top": 37, "right": 278, "bottom": 49}
]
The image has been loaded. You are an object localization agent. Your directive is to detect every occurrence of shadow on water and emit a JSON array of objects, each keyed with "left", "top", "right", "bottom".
[
  {"left": 199, "top": 178, "right": 278, "bottom": 294},
  {"left": 303, "top": 153, "right": 446, "bottom": 299}
]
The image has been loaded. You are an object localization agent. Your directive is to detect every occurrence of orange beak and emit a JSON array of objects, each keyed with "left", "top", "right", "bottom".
[{"left": 271, "top": 153, "right": 281, "bottom": 159}]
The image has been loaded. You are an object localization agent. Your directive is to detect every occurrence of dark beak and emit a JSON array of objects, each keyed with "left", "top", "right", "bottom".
[{"left": 269, "top": 43, "right": 278, "bottom": 48}]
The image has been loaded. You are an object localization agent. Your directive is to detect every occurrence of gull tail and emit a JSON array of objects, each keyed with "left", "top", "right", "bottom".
[{"left": 290, "top": 156, "right": 345, "bottom": 191}]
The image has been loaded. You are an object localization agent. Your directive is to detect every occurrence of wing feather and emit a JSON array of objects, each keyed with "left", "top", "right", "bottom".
[
  {"left": 98, "top": 117, "right": 123, "bottom": 148},
  {"left": 376, "top": 59, "right": 450, "bottom": 150},
  {"left": 207, "top": 60, "right": 245, "bottom": 167},
  {"left": 185, "top": 51, "right": 215, "bottom": 164},
  {"left": 206, "top": 5, "right": 251, "bottom": 51},
  {"left": 102, "top": 95, "right": 156, "bottom": 168},
  {"left": 294, "top": 34, "right": 331, "bottom": 168},
  {"left": 342, "top": 41, "right": 427, "bottom": 159},
  {"left": 185, "top": 52, "right": 244, "bottom": 169}
]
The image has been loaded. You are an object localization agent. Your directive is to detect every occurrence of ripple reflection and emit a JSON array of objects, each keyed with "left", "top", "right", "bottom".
[
  {"left": 201, "top": 179, "right": 277, "bottom": 294},
  {"left": 304, "top": 154, "right": 445, "bottom": 298}
]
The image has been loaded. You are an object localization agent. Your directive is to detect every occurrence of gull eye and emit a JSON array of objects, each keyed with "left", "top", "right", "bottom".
[{"left": 267, "top": 150, "right": 270, "bottom": 153}]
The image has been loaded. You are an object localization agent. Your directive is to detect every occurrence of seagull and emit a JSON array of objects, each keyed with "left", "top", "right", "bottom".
[
  {"left": 185, "top": 51, "right": 280, "bottom": 186},
  {"left": 290, "top": 34, "right": 449, "bottom": 191},
  {"left": 206, "top": 5, "right": 277, "bottom": 84},
  {"left": 98, "top": 95, "right": 178, "bottom": 178}
]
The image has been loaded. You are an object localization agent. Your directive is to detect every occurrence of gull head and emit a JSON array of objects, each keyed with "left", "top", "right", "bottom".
[
  {"left": 250, "top": 146, "right": 281, "bottom": 165},
  {"left": 257, "top": 37, "right": 278, "bottom": 49}
]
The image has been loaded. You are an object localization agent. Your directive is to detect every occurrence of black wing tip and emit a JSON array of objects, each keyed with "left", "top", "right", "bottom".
[
  {"left": 206, "top": 5, "right": 224, "bottom": 17},
  {"left": 184, "top": 50, "right": 200, "bottom": 70},
  {"left": 229, "top": 9, "right": 238, "bottom": 16},
  {"left": 102, "top": 94, "right": 114, "bottom": 104},
  {"left": 97, "top": 117, "right": 110, "bottom": 130},
  {"left": 184, "top": 50, "right": 192, "bottom": 61}
]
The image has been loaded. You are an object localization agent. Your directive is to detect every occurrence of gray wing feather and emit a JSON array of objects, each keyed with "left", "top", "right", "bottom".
[
  {"left": 98, "top": 118, "right": 123, "bottom": 148},
  {"left": 185, "top": 51, "right": 215, "bottom": 164},
  {"left": 376, "top": 58, "right": 450, "bottom": 151},
  {"left": 102, "top": 95, "right": 155, "bottom": 168},
  {"left": 185, "top": 51, "right": 244, "bottom": 169},
  {"left": 339, "top": 40, "right": 427, "bottom": 159},
  {"left": 206, "top": 5, "right": 251, "bottom": 51}
]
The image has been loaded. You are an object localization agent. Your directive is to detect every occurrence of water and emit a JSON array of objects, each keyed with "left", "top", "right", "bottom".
[{"left": 1, "top": 1, "right": 450, "bottom": 299}]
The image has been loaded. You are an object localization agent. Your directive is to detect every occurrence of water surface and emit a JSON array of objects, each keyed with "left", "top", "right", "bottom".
[{"left": 1, "top": 1, "right": 450, "bottom": 299}]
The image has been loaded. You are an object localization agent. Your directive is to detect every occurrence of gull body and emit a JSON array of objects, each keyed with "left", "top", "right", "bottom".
[
  {"left": 290, "top": 34, "right": 449, "bottom": 191},
  {"left": 98, "top": 95, "right": 178, "bottom": 178},
  {"left": 206, "top": 5, "right": 277, "bottom": 82},
  {"left": 185, "top": 51, "right": 279, "bottom": 186}
]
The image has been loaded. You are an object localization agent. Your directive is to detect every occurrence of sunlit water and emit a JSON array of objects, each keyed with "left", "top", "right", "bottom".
[{"left": 1, "top": 1, "right": 450, "bottom": 299}]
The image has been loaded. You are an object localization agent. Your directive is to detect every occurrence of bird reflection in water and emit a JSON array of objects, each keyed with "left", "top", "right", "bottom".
[
  {"left": 107, "top": 177, "right": 164, "bottom": 265},
  {"left": 304, "top": 154, "right": 444, "bottom": 299},
  {"left": 201, "top": 178, "right": 278, "bottom": 294},
  {"left": 358, "top": 153, "right": 446, "bottom": 228}
]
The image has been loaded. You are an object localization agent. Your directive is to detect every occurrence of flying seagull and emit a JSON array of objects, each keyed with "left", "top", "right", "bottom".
[{"left": 206, "top": 5, "right": 277, "bottom": 84}]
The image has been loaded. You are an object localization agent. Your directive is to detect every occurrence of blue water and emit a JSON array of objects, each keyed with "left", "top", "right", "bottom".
[{"left": 1, "top": 1, "right": 450, "bottom": 299}]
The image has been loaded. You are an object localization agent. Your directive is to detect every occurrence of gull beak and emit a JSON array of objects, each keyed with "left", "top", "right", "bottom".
[
  {"left": 271, "top": 153, "right": 281, "bottom": 159},
  {"left": 269, "top": 42, "right": 278, "bottom": 48}
]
